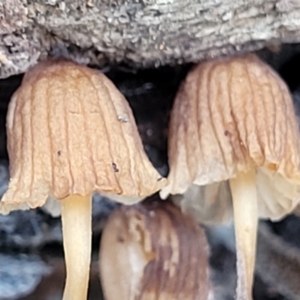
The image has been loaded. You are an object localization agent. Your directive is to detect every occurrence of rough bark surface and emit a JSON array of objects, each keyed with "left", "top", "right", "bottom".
[{"left": 1, "top": 0, "right": 300, "bottom": 78}]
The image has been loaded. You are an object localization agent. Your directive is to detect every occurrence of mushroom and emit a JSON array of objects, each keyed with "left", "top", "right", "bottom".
[
  {"left": 160, "top": 54, "right": 300, "bottom": 299},
  {"left": 0, "top": 60, "right": 167, "bottom": 300},
  {"left": 171, "top": 182, "right": 232, "bottom": 226},
  {"left": 100, "top": 198, "right": 212, "bottom": 300}
]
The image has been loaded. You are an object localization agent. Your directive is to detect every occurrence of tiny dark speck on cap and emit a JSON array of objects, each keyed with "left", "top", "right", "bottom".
[
  {"left": 112, "top": 162, "right": 119, "bottom": 172},
  {"left": 117, "top": 236, "right": 124, "bottom": 243}
]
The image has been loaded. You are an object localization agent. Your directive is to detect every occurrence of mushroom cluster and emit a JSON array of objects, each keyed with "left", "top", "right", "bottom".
[
  {"left": 1, "top": 53, "right": 298, "bottom": 300},
  {"left": 0, "top": 60, "right": 167, "bottom": 300},
  {"left": 160, "top": 54, "right": 300, "bottom": 299}
]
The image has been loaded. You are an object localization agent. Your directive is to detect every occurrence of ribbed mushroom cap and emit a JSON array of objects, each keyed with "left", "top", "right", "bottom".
[
  {"left": 100, "top": 199, "right": 212, "bottom": 300},
  {"left": 161, "top": 54, "right": 300, "bottom": 220},
  {"left": 0, "top": 60, "right": 167, "bottom": 214}
]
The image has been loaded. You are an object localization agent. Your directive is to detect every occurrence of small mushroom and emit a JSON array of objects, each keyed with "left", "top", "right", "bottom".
[
  {"left": 99, "top": 198, "right": 212, "bottom": 300},
  {"left": 160, "top": 54, "right": 300, "bottom": 299},
  {"left": 0, "top": 60, "right": 167, "bottom": 300},
  {"left": 172, "top": 182, "right": 232, "bottom": 226}
]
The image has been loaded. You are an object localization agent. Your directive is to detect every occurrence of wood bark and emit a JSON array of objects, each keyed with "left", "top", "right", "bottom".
[{"left": 1, "top": 0, "right": 300, "bottom": 78}]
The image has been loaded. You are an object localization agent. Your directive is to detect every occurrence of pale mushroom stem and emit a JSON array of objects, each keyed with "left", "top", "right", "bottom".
[
  {"left": 229, "top": 170, "right": 258, "bottom": 300},
  {"left": 61, "top": 194, "right": 92, "bottom": 300}
]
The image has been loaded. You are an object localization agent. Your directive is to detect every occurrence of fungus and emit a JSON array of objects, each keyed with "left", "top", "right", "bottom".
[
  {"left": 160, "top": 54, "right": 300, "bottom": 299},
  {"left": 99, "top": 198, "right": 212, "bottom": 300},
  {"left": 172, "top": 182, "right": 232, "bottom": 226},
  {"left": 0, "top": 60, "right": 167, "bottom": 300}
]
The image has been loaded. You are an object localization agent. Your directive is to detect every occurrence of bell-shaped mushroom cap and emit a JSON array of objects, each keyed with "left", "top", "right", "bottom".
[
  {"left": 161, "top": 54, "right": 300, "bottom": 220},
  {"left": 100, "top": 199, "right": 212, "bottom": 300},
  {"left": 0, "top": 60, "right": 167, "bottom": 214}
]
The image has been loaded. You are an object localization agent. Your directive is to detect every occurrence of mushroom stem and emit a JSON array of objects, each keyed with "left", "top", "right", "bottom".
[
  {"left": 229, "top": 170, "right": 258, "bottom": 300},
  {"left": 61, "top": 194, "right": 92, "bottom": 300}
]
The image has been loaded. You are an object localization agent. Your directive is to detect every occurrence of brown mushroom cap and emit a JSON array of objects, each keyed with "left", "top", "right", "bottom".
[
  {"left": 161, "top": 54, "right": 300, "bottom": 220},
  {"left": 0, "top": 60, "right": 167, "bottom": 213},
  {"left": 100, "top": 199, "right": 212, "bottom": 300}
]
